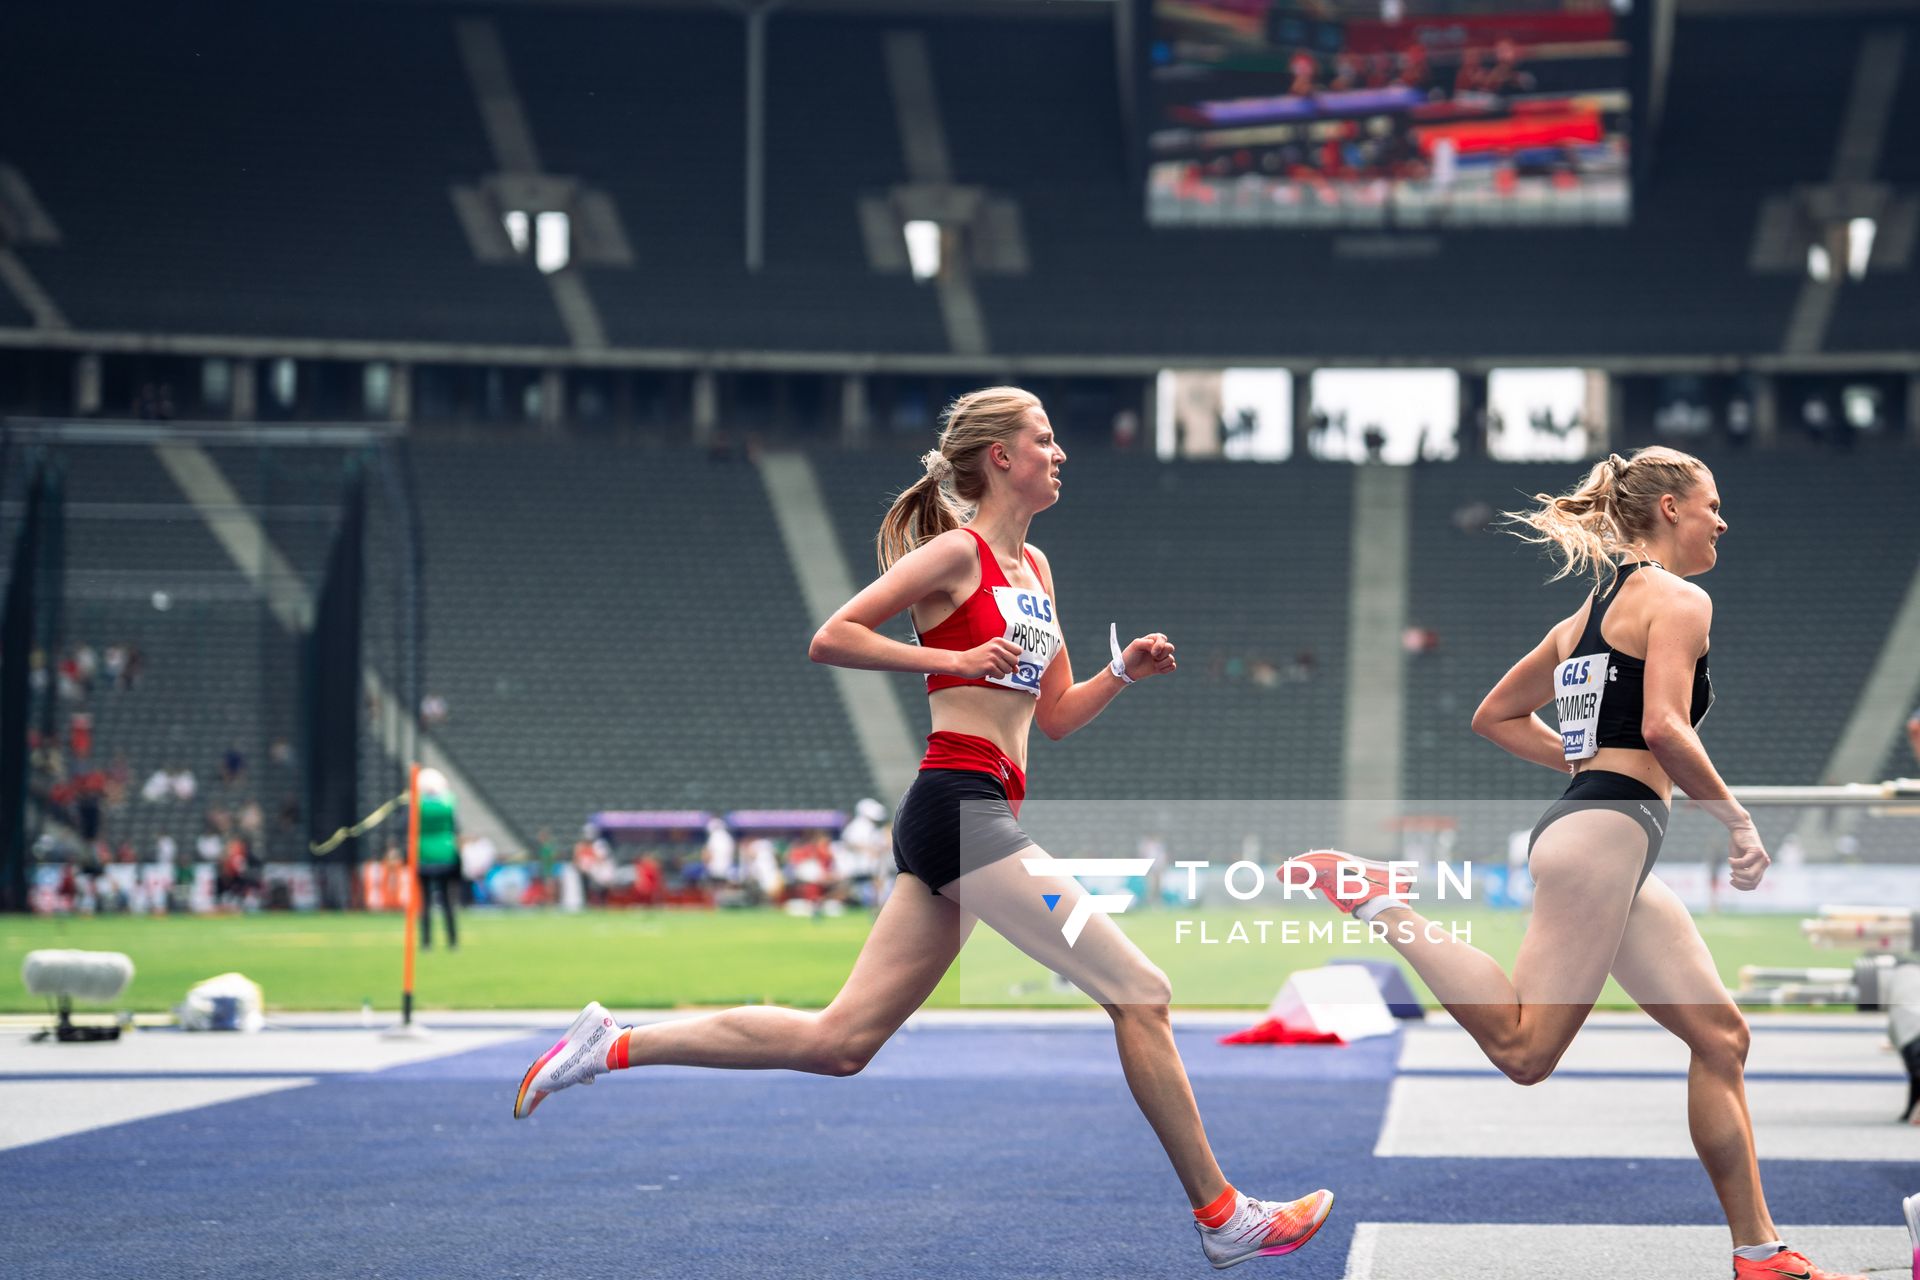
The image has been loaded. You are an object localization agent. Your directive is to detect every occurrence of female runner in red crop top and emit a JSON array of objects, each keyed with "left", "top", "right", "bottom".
[{"left": 514, "top": 386, "right": 1336, "bottom": 1270}]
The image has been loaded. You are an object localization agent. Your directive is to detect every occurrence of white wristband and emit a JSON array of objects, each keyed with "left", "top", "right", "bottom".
[{"left": 1108, "top": 623, "right": 1134, "bottom": 685}]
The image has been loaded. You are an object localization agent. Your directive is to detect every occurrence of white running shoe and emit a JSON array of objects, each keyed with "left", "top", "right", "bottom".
[
  {"left": 1196, "top": 1189, "right": 1335, "bottom": 1270},
  {"left": 1902, "top": 1191, "right": 1919, "bottom": 1280},
  {"left": 513, "top": 1001, "right": 620, "bottom": 1119}
]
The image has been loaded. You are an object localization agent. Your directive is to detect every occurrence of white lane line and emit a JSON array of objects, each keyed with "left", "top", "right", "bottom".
[{"left": 0, "top": 1077, "right": 314, "bottom": 1152}]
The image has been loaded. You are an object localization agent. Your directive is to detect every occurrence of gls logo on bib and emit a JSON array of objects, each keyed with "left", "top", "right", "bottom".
[
  {"left": 989, "top": 588, "right": 1063, "bottom": 694},
  {"left": 1554, "top": 651, "right": 1607, "bottom": 762}
]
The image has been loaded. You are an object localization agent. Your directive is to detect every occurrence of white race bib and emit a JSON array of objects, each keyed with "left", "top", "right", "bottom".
[
  {"left": 988, "top": 586, "right": 1063, "bottom": 695},
  {"left": 1553, "top": 652, "right": 1608, "bottom": 761}
]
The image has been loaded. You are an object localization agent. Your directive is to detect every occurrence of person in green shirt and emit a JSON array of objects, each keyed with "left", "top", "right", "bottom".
[{"left": 414, "top": 768, "right": 460, "bottom": 949}]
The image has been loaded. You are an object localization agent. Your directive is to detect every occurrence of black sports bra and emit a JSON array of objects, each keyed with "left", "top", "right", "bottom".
[{"left": 1552, "top": 561, "right": 1712, "bottom": 764}]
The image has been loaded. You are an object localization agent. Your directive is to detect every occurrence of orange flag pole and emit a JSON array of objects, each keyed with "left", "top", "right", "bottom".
[{"left": 400, "top": 762, "right": 422, "bottom": 1028}]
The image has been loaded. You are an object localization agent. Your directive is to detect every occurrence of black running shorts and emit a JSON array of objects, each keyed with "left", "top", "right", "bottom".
[
  {"left": 891, "top": 769, "right": 1036, "bottom": 895},
  {"left": 1527, "top": 768, "right": 1669, "bottom": 891}
]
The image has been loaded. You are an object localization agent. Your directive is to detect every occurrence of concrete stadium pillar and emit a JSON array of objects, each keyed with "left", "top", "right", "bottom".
[
  {"left": 1457, "top": 372, "right": 1487, "bottom": 459},
  {"left": 231, "top": 359, "right": 258, "bottom": 421},
  {"left": 389, "top": 362, "right": 413, "bottom": 425},
  {"left": 539, "top": 368, "right": 565, "bottom": 432},
  {"left": 1291, "top": 371, "right": 1313, "bottom": 460},
  {"left": 73, "top": 352, "right": 101, "bottom": 417},
  {"left": 691, "top": 368, "right": 719, "bottom": 445},
  {"left": 839, "top": 373, "right": 870, "bottom": 448},
  {"left": 1751, "top": 373, "right": 1778, "bottom": 448}
]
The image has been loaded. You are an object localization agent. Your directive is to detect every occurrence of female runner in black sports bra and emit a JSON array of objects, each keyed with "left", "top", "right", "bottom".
[{"left": 1295, "top": 447, "right": 1865, "bottom": 1280}]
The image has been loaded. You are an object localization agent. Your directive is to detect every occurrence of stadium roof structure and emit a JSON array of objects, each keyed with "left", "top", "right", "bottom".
[{"left": 1, "top": 0, "right": 1916, "bottom": 373}]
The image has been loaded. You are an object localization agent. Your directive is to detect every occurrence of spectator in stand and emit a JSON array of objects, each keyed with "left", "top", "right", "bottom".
[
  {"left": 1289, "top": 47, "right": 1317, "bottom": 96},
  {"left": 1451, "top": 499, "right": 1496, "bottom": 535},
  {"left": 67, "top": 713, "right": 93, "bottom": 761},
  {"left": 171, "top": 768, "right": 197, "bottom": 803},
  {"left": 532, "top": 827, "right": 560, "bottom": 902},
  {"left": 1287, "top": 649, "right": 1319, "bottom": 683},
  {"left": 459, "top": 832, "right": 496, "bottom": 905},
  {"left": 836, "top": 800, "right": 888, "bottom": 908},
  {"left": 221, "top": 746, "right": 246, "bottom": 786},
  {"left": 1481, "top": 38, "right": 1531, "bottom": 95},
  {"left": 414, "top": 768, "right": 461, "bottom": 948},
  {"left": 1908, "top": 705, "right": 1920, "bottom": 770},
  {"left": 74, "top": 771, "right": 105, "bottom": 844},
  {"left": 573, "top": 826, "right": 615, "bottom": 906},
  {"left": 786, "top": 831, "right": 838, "bottom": 908},
  {"left": 1455, "top": 47, "right": 1486, "bottom": 94},
  {"left": 103, "top": 644, "right": 127, "bottom": 688},
  {"left": 73, "top": 644, "right": 98, "bottom": 692},
  {"left": 421, "top": 693, "right": 449, "bottom": 727},
  {"left": 633, "top": 854, "right": 663, "bottom": 906},
  {"left": 744, "top": 836, "right": 783, "bottom": 904},
  {"left": 217, "top": 836, "right": 260, "bottom": 910},
  {"left": 1398, "top": 41, "right": 1428, "bottom": 89},
  {"left": 123, "top": 646, "right": 144, "bottom": 690},
  {"left": 702, "top": 817, "right": 737, "bottom": 889}
]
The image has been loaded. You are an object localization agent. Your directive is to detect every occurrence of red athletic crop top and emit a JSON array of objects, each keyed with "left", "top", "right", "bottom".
[{"left": 919, "top": 528, "right": 1064, "bottom": 698}]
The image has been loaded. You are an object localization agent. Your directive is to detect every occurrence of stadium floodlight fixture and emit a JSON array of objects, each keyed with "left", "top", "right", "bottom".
[
  {"left": 535, "top": 211, "right": 571, "bottom": 274},
  {"left": 1806, "top": 243, "right": 1832, "bottom": 283},
  {"left": 904, "top": 219, "right": 941, "bottom": 282},
  {"left": 1846, "top": 216, "right": 1876, "bottom": 281},
  {"left": 502, "top": 209, "right": 531, "bottom": 254}
]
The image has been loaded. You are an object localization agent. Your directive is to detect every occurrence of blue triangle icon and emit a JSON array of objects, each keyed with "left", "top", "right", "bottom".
[{"left": 1042, "top": 894, "right": 1061, "bottom": 912}]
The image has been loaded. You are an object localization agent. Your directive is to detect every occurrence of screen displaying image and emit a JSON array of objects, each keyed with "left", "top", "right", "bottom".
[
  {"left": 1487, "top": 367, "right": 1607, "bottom": 459},
  {"left": 1310, "top": 368, "right": 1458, "bottom": 462},
  {"left": 1146, "top": 0, "right": 1634, "bottom": 227},
  {"left": 1156, "top": 368, "right": 1296, "bottom": 459}
]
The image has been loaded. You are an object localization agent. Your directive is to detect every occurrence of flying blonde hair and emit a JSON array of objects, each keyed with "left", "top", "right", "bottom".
[{"left": 1505, "top": 445, "right": 1707, "bottom": 589}]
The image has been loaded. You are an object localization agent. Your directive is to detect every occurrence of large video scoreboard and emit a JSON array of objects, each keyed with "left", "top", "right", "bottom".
[{"left": 1146, "top": 1, "right": 1635, "bottom": 227}]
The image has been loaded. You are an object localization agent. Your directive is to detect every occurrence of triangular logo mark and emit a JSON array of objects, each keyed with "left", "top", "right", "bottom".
[{"left": 1042, "top": 894, "right": 1061, "bottom": 912}]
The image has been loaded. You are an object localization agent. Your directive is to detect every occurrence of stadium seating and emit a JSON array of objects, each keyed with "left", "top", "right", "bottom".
[
  {"left": 0, "top": 4, "right": 564, "bottom": 345},
  {"left": 406, "top": 440, "right": 875, "bottom": 839},
  {"left": 24, "top": 444, "right": 304, "bottom": 862},
  {"left": 1, "top": 4, "right": 1912, "bottom": 355},
  {"left": 1403, "top": 450, "right": 1920, "bottom": 842},
  {"left": 812, "top": 449, "right": 1352, "bottom": 807},
  {"left": 22, "top": 433, "right": 1920, "bottom": 869},
  {"left": 496, "top": 8, "right": 948, "bottom": 353}
]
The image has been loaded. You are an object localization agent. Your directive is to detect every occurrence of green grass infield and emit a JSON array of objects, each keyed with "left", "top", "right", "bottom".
[{"left": 0, "top": 905, "right": 1834, "bottom": 1014}]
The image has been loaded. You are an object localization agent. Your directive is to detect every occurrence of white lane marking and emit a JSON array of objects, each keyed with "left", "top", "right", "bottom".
[{"left": 0, "top": 1077, "right": 314, "bottom": 1152}]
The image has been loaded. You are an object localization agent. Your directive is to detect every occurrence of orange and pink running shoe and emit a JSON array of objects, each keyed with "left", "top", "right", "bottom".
[
  {"left": 513, "top": 1001, "right": 619, "bottom": 1119},
  {"left": 1731, "top": 1248, "right": 1868, "bottom": 1280},
  {"left": 1286, "top": 849, "right": 1402, "bottom": 917},
  {"left": 1905, "top": 1192, "right": 1920, "bottom": 1280},
  {"left": 1195, "top": 1190, "right": 1335, "bottom": 1270}
]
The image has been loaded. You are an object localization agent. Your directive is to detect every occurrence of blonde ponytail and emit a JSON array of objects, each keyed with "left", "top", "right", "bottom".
[
  {"left": 1505, "top": 445, "right": 1706, "bottom": 589},
  {"left": 875, "top": 386, "right": 1040, "bottom": 571}
]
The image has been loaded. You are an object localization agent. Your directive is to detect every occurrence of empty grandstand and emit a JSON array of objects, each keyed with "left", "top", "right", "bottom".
[{"left": 0, "top": 0, "right": 1916, "bottom": 904}]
